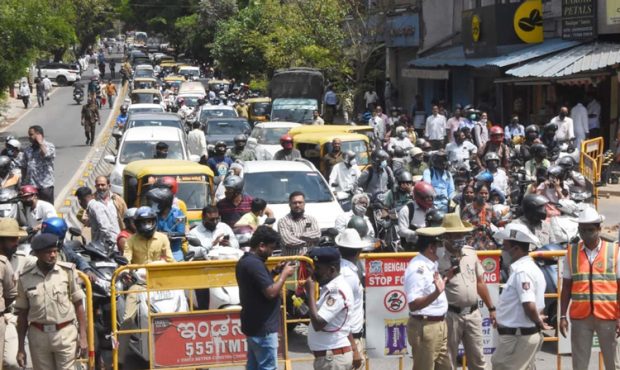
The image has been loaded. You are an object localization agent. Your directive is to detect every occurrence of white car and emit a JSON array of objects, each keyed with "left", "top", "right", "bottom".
[
  {"left": 105, "top": 126, "right": 198, "bottom": 196},
  {"left": 242, "top": 160, "right": 343, "bottom": 230},
  {"left": 37, "top": 62, "right": 81, "bottom": 85},
  {"left": 197, "top": 105, "right": 238, "bottom": 124},
  {"left": 127, "top": 103, "right": 166, "bottom": 116},
  {"left": 250, "top": 121, "right": 301, "bottom": 157}
]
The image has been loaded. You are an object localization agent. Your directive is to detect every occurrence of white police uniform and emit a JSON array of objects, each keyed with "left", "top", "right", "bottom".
[
  {"left": 491, "top": 223, "right": 546, "bottom": 370},
  {"left": 403, "top": 227, "right": 450, "bottom": 370}
]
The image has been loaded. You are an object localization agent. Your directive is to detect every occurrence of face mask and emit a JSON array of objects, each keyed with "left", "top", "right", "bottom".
[
  {"left": 155, "top": 151, "right": 167, "bottom": 159},
  {"left": 22, "top": 200, "right": 33, "bottom": 207},
  {"left": 487, "top": 162, "right": 498, "bottom": 171},
  {"left": 203, "top": 221, "right": 217, "bottom": 231},
  {"left": 217, "top": 167, "right": 228, "bottom": 176},
  {"left": 475, "top": 195, "right": 486, "bottom": 205},
  {"left": 379, "top": 160, "right": 387, "bottom": 169},
  {"left": 452, "top": 238, "right": 467, "bottom": 250},
  {"left": 559, "top": 113, "right": 566, "bottom": 120},
  {"left": 457, "top": 184, "right": 466, "bottom": 192},
  {"left": 411, "top": 157, "right": 421, "bottom": 166},
  {"left": 480, "top": 118, "right": 487, "bottom": 124},
  {"left": 501, "top": 249, "right": 512, "bottom": 266},
  {"left": 6, "top": 149, "right": 15, "bottom": 158},
  {"left": 95, "top": 189, "right": 107, "bottom": 199},
  {"left": 436, "top": 246, "right": 445, "bottom": 259},
  {"left": 151, "top": 204, "right": 160, "bottom": 214},
  {"left": 579, "top": 230, "right": 599, "bottom": 245},
  {"left": 353, "top": 204, "right": 368, "bottom": 216},
  {"left": 399, "top": 132, "right": 407, "bottom": 139}
]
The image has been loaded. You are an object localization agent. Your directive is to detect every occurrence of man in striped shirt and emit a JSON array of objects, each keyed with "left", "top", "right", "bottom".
[{"left": 277, "top": 191, "right": 321, "bottom": 256}]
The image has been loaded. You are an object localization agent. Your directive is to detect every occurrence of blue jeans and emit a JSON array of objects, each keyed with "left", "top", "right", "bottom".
[{"left": 246, "top": 332, "right": 278, "bottom": 370}]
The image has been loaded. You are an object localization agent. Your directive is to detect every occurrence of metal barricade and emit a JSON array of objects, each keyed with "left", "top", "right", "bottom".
[
  {"left": 358, "top": 250, "right": 573, "bottom": 370},
  {"left": 110, "top": 256, "right": 313, "bottom": 370},
  {"left": 76, "top": 270, "right": 96, "bottom": 370},
  {"left": 580, "top": 137, "right": 604, "bottom": 208}
]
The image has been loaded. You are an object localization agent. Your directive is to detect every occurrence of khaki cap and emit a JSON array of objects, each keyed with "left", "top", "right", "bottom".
[
  {"left": 0, "top": 218, "right": 27, "bottom": 237},
  {"left": 416, "top": 227, "right": 446, "bottom": 237},
  {"left": 441, "top": 213, "right": 474, "bottom": 233}
]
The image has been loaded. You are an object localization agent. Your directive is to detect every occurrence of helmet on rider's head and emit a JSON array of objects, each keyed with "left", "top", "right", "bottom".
[
  {"left": 522, "top": 194, "right": 548, "bottom": 224},
  {"left": 134, "top": 206, "right": 158, "bottom": 238},
  {"left": 155, "top": 176, "right": 178, "bottom": 195},
  {"left": 146, "top": 187, "right": 174, "bottom": 213},
  {"left": 343, "top": 150, "right": 356, "bottom": 162},
  {"left": 6, "top": 139, "right": 21, "bottom": 151},
  {"left": 223, "top": 175, "right": 244, "bottom": 192},
  {"left": 397, "top": 171, "right": 413, "bottom": 184},
  {"left": 475, "top": 171, "right": 494, "bottom": 185},
  {"left": 547, "top": 165, "right": 565, "bottom": 179},
  {"left": 543, "top": 122, "right": 558, "bottom": 134},
  {"left": 233, "top": 134, "right": 247, "bottom": 146},
  {"left": 530, "top": 143, "right": 547, "bottom": 158},
  {"left": 0, "top": 156, "right": 10, "bottom": 171},
  {"left": 413, "top": 181, "right": 436, "bottom": 210},
  {"left": 392, "top": 146, "right": 405, "bottom": 158},
  {"left": 19, "top": 185, "right": 38, "bottom": 197},
  {"left": 489, "top": 126, "right": 504, "bottom": 144},
  {"left": 415, "top": 138, "right": 427, "bottom": 147},
  {"left": 483, "top": 151, "right": 500, "bottom": 164},
  {"left": 371, "top": 149, "right": 389, "bottom": 164},
  {"left": 214, "top": 141, "right": 227, "bottom": 155},
  {"left": 557, "top": 156, "right": 575, "bottom": 172},
  {"left": 120, "top": 104, "right": 128, "bottom": 113},
  {"left": 425, "top": 208, "right": 445, "bottom": 227},
  {"left": 124, "top": 208, "right": 138, "bottom": 221},
  {"left": 430, "top": 150, "right": 448, "bottom": 170},
  {"left": 41, "top": 217, "right": 68, "bottom": 240},
  {"left": 347, "top": 216, "right": 369, "bottom": 238},
  {"left": 279, "top": 134, "right": 293, "bottom": 150},
  {"left": 525, "top": 124, "right": 539, "bottom": 135}
]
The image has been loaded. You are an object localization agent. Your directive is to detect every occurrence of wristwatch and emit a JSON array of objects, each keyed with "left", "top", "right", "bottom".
[{"left": 488, "top": 306, "right": 496, "bottom": 312}]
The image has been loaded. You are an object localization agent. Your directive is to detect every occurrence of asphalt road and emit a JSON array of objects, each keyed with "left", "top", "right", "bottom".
[{"left": 0, "top": 65, "right": 116, "bottom": 203}]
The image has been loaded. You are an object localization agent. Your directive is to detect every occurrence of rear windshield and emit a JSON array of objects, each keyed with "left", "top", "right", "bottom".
[{"left": 250, "top": 126, "right": 291, "bottom": 145}]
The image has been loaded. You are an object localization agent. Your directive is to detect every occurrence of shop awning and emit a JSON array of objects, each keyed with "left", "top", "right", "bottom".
[
  {"left": 409, "top": 38, "right": 580, "bottom": 69},
  {"left": 505, "top": 42, "right": 620, "bottom": 78}
]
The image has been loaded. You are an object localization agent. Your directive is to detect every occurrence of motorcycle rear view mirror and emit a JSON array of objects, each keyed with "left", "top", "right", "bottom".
[
  {"left": 68, "top": 227, "right": 82, "bottom": 237},
  {"left": 264, "top": 217, "right": 276, "bottom": 225},
  {"left": 187, "top": 236, "right": 202, "bottom": 247}
]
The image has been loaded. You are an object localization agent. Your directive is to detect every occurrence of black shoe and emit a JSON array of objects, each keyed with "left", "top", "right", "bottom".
[{"left": 85, "top": 139, "right": 90, "bottom": 145}]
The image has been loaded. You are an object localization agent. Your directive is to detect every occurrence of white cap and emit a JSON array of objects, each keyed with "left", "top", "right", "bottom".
[
  {"left": 335, "top": 229, "right": 371, "bottom": 250},
  {"left": 577, "top": 206, "right": 605, "bottom": 224},
  {"left": 494, "top": 223, "right": 540, "bottom": 245}
]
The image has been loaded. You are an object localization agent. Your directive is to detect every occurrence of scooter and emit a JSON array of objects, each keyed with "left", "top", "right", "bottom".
[
  {"left": 73, "top": 86, "right": 84, "bottom": 104},
  {"left": 0, "top": 188, "right": 19, "bottom": 218}
]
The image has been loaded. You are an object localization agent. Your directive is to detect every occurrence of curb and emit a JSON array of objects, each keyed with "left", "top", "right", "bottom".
[{"left": 56, "top": 82, "right": 128, "bottom": 229}]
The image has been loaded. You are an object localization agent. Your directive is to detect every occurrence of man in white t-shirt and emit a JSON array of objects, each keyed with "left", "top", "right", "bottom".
[
  {"left": 549, "top": 106, "right": 574, "bottom": 143},
  {"left": 425, "top": 105, "right": 448, "bottom": 150},
  {"left": 15, "top": 185, "right": 56, "bottom": 231}
]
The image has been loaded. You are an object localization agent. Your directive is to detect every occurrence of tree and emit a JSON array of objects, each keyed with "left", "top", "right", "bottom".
[{"left": 74, "top": 0, "right": 114, "bottom": 55}]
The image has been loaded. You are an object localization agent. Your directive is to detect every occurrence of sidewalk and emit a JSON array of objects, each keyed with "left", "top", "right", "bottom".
[{"left": 0, "top": 91, "right": 35, "bottom": 129}]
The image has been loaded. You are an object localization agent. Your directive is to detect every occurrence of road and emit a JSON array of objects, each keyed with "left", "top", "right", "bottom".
[{"left": 0, "top": 65, "right": 116, "bottom": 204}]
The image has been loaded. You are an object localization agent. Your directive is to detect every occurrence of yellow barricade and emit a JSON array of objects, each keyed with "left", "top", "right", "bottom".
[
  {"left": 580, "top": 137, "right": 604, "bottom": 208},
  {"left": 110, "top": 256, "right": 313, "bottom": 370},
  {"left": 76, "top": 270, "right": 96, "bottom": 370}
]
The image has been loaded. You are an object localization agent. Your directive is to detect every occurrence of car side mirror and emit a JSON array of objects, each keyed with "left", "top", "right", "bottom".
[{"left": 104, "top": 155, "right": 116, "bottom": 164}]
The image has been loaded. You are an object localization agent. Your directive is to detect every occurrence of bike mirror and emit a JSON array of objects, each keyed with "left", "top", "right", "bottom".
[
  {"left": 68, "top": 227, "right": 82, "bottom": 237},
  {"left": 184, "top": 251, "right": 195, "bottom": 261},
  {"left": 264, "top": 217, "right": 276, "bottom": 225},
  {"left": 187, "top": 236, "right": 202, "bottom": 247}
]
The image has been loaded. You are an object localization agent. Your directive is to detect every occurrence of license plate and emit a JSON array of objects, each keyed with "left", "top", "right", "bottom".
[
  {"left": 94, "top": 262, "right": 117, "bottom": 268},
  {"left": 152, "top": 291, "right": 174, "bottom": 301}
]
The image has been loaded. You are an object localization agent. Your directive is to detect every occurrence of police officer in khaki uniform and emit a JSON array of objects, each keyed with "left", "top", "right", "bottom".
[
  {"left": 438, "top": 214, "right": 495, "bottom": 370},
  {"left": 0, "top": 218, "right": 19, "bottom": 370},
  {"left": 305, "top": 247, "right": 361, "bottom": 370},
  {"left": 15, "top": 234, "right": 88, "bottom": 370}
]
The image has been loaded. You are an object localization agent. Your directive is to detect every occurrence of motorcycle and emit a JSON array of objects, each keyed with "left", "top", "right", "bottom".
[
  {"left": 73, "top": 85, "right": 84, "bottom": 104},
  {"left": 0, "top": 188, "right": 19, "bottom": 218}
]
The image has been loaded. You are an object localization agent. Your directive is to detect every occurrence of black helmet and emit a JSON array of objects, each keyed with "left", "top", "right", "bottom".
[
  {"left": 483, "top": 152, "right": 500, "bottom": 163},
  {"left": 430, "top": 150, "right": 448, "bottom": 169},
  {"left": 343, "top": 150, "right": 356, "bottom": 162},
  {"left": 215, "top": 141, "right": 227, "bottom": 155},
  {"left": 396, "top": 171, "right": 413, "bottom": 184},
  {"left": 146, "top": 187, "right": 174, "bottom": 212},
  {"left": 393, "top": 146, "right": 405, "bottom": 158},
  {"left": 548, "top": 165, "right": 565, "bottom": 179},
  {"left": 223, "top": 175, "right": 244, "bottom": 192},
  {"left": 233, "top": 134, "right": 247, "bottom": 144},
  {"left": 557, "top": 156, "right": 575, "bottom": 171},
  {"left": 371, "top": 149, "right": 389, "bottom": 164},
  {"left": 425, "top": 208, "right": 445, "bottom": 227},
  {"left": 522, "top": 194, "right": 548, "bottom": 224},
  {"left": 543, "top": 122, "right": 558, "bottom": 133},
  {"left": 525, "top": 124, "right": 539, "bottom": 134},
  {"left": 530, "top": 143, "right": 547, "bottom": 158},
  {"left": 0, "top": 156, "right": 10, "bottom": 171},
  {"left": 134, "top": 206, "right": 157, "bottom": 238},
  {"left": 415, "top": 138, "right": 427, "bottom": 147},
  {"left": 120, "top": 104, "right": 128, "bottom": 113},
  {"left": 347, "top": 216, "right": 369, "bottom": 238}
]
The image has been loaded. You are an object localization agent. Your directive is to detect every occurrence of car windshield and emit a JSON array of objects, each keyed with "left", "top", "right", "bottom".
[
  {"left": 128, "top": 107, "right": 164, "bottom": 115},
  {"left": 182, "top": 96, "right": 200, "bottom": 107},
  {"left": 176, "top": 182, "right": 209, "bottom": 210},
  {"left": 250, "top": 102, "right": 270, "bottom": 116},
  {"left": 200, "top": 108, "right": 237, "bottom": 121},
  {"left": 244, "top": 171, "right": 333, "bottom": 204},
  {"left": 271, "top": 108, "right": 314, "bottom": 124},
  {"left": 250, "top": 127, "right": 291, "bottom": 145},
  {"left": 180, "top": 70, "right": 200, "bottom": 77},
  {"left": 127, "top": 119, "right": 181, "bottom": 130},
  {"left": 325, "top": 140, "right": 369, "bottom": 165},
  {"left": 206, "top": 121, "right": 250, "bottom": 136},
  {"left": 131, "top": 93, "right": 158, "bottom": 104},
  {"left": 119, "top": 141, "right": 184, "bottom": 164},
  {"left": 134, "top": 69, "right": 153, "bottom": 78}
]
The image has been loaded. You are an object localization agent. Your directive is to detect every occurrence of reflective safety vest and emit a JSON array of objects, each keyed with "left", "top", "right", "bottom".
[{"left": 568, "top": 240, "right": 619, "bottom": 320}]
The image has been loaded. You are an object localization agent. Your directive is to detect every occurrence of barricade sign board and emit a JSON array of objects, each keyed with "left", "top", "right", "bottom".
[
  {"left": 364, "top": 254, "right": 500, "bottom": 358},
  {"left": 150, "top": 311, "right": 283, "bottom": 368}
]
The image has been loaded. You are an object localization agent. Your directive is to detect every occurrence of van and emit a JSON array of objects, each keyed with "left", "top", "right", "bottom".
[{"left": 178, "top": 81, "right": 206, "bottom": 97}]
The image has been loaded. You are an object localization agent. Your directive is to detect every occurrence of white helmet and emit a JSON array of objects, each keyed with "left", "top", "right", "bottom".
[{"left": 6, "top": 139, "right": 21, "bottom": 150}]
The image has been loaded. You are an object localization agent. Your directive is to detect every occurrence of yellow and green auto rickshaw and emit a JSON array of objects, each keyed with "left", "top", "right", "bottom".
[{"left": 293, "top": 132, "right": 370, "bottom": 175}]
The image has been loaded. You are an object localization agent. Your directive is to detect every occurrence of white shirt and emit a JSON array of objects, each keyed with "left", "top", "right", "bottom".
[
  {"left": 388, "top": 137, "right": 414, "bottom": 152},
  {"left": 340, "top": 259, "right": 364, "bottom": 334},
  {"left": 187, "top": 128, "right": 207, "bottom": 157},
  {"left": 562, "top": 239, "right": 620, "bottom": 279},
  {"left": 307, "top": 274, "right": 353, "bottom": 351},
  {"left": 30, "top": 200, "right": 57, "bottom": 223},
  {"left": 364, "top": 91, "right": 378, "bottom": 106},
  {"left": 177, "top": 105, "right": 193, "bottom": 120},
  {"left": 312, "top": 116, "right": 324, "bottom": 125},
  {"left": 445, "top": 140, "right": 477, "bottom": 169},
  {"left": 42, "top": 77, "right": 52, "bottom": 91},
  {"left": 397, "top": 202, "right": 427, "bottom": 242},
  {"left": 187, "top": 222, "right": 239, "bottom": 256},
  {"left": 571, "top": 103, "right": 589, "bottom": 140},
  {"left": 425, "top": 114, "right": 447, "bottom": 141},
  {"left": 496, "top": 256, "right": 545, "bottom": 328},
  {"left": 587, "top": 99, "right": 601, "bottom": 129},
  {"left": 329, "top": 162, "right": 360, "bottom": 192},
  {"left": 404, "top": 253, "right": 448, "bottom": 316},
  {"left": 492, "top": 169, "right": 509, "bottom": 196},
  {"left": 334, "top": 211, "right": 375, "bottom": 238},
  {"left": 550, "top": 116, "right": 575, "bottom": 141}
]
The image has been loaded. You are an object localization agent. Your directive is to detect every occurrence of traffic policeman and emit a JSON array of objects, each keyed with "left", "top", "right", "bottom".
[
  {"left": 15, "top": 234, "right": 87, "bottom": 370},
  {"left": 336, "top": 229, "right": 372, "bottom": 369},
  {"left": 403, "top": 226, "right": 451, "bottom": 370},
  {"left": 438, "top": 213, "right": 495, "bottom": 370},
  {"left": 560, "top": 207, "right": 620, "bottom": 370},
  {"left": 305, "top": 247, "right": 360, "bottom": 370},
  {"left": 0, "top": 218, "right": 18, "bottom": 369},
  {"left": 491, "top": 223, "right": 548, "bottom": 370}
]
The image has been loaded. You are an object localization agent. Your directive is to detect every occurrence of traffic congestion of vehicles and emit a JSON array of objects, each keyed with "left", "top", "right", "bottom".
[{"left": 1, "top": 27, "right": 613, "bottom": 370}]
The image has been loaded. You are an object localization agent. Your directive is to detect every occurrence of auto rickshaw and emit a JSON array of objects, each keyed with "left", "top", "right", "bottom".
[
  {"left": 207, "top": 79, "right": 230, "bottom": 93},
  {"left": 130, "top": 88, "right": 163, "bottom": 104},
  {"left": 246, "top": 97, "right": 271, "bottom": 124},
  {"left": 288, "top": 124, "right": 374, "bottom": 138},
  {"left": 132, "top": 77, "right": 157, "bottom": 91},
  {"left": 159, "top": 61, "right": 178, "bottom": 76},
  {"left": 293, "top": 132, "right": 370, "bottom": 175},
  {"left": 122, "top": 159, "right": 215, "bottom": 226},
  {"left": 162, "top": 75, "right": 185, "bottom": 91}
]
